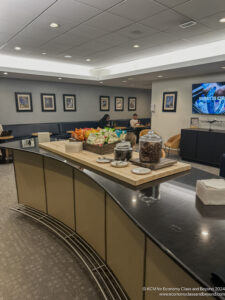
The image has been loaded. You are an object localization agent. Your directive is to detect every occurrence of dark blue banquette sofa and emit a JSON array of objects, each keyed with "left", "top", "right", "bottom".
[{"left": 2, "top": 118, "right": 150, "bottom": 141}]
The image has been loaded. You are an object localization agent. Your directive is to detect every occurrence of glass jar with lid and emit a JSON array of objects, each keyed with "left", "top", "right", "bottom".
[
  {"left": 114, "top": 141, "right": 133, "bottom": 161},
  {"left": 139, "top": 131, "right": 162, "bottom": 163}
]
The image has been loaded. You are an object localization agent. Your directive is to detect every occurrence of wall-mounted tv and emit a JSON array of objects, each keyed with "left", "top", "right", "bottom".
[{"left": 192, "top": 82, "right": 225, "bottom": 115}]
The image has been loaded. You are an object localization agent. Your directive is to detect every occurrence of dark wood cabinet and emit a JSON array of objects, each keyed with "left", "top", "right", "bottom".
[{"left": 180, "top": 128, "right": 225, "bottom": 166}]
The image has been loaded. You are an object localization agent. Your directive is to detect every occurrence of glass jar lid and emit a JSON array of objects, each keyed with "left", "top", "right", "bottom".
[
  {"left": 140, "top": 130, "right": 162, "bottom": 143},
  {"left": 115, "top": 141, "right": 132, "bottom": 151}
]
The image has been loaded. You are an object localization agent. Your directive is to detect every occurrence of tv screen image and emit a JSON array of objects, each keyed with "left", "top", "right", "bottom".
[{"left": 192, "top": 82, "right": 225, "bottom": 115}]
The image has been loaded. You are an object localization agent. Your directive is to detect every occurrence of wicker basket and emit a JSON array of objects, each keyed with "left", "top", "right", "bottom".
[{"left": 83, "top": 142, "right": 118, "bottom": 155}]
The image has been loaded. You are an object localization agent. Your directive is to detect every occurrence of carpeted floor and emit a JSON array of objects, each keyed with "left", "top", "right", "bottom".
[
  {"left": 0, "top": 160, "right": 220, "bottom": 300},
  {"left": 0, "top": 163, "right": 102, "bottom": 300}
]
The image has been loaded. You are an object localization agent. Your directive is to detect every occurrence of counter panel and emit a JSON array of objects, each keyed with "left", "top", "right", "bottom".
[
  {"left": 145, "top": 238, "right": 214, "bottom": 300},
  {"left": 44, "top": 157, "right": 75, "bottom": 230},
  {"left": 75, "top": 170, "right": 105, "bottom": 260},
  {"left": 14, "top": 150, "right": 46, "bottom": 212},
  {"left": 106, "top": 194, "right": 145, "bottom": 300}
]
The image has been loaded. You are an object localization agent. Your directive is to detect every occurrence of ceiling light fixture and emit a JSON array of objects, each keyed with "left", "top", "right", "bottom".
[
  {"left": 128, "top": 77, "right": 134, "bottom": 80},
  {"left": 201, "top": 231, "right": 209, "bottom": 237},
  {"left": 221, "top": 66, "right": 225, "bottom": 69},
  {"left": 58, "top": 77, "right": 62, "bottom": 80},
  {"left": 122, "top": 80, "right": 127, "bottom": 83},
  {"left": 14, "top": 46, "right": 21, "bottom": 51},
  {"left": 133, "top": 44, "right": 140, "bottom": 48},
  {"left": 3, "top": 72, "right": 8, "bottom": 75},
  {"left": 64, "top": 55, "right": 72, "bottom": 58},
  {"left": 219, "top": 17, "right": 225, "bottom": 23},
  {"left": 42, "top": 52, "right": 47, "bottom": 55},
  {"left": 179, "top": 21, "right": 197, "bottom": 29},
  {"left": 99, "top": 81, "right": 103, "bottom": 84},
  {"left": 157, "top": 75, "right": 163, "bottom": 78},
  {"left": 50, "top": 22, "right": 59, "bottom": 28},
  {"left": 86, "top": 58, "right": 91, "bottom": 62}
]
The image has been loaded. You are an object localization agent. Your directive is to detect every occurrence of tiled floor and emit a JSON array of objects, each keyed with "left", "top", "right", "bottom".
[
  {"left": 0, "top": 159, "right": 220, "bottom": 300},
  {"left": 0, "top": 163, "right": 102, "bottom": 300}
]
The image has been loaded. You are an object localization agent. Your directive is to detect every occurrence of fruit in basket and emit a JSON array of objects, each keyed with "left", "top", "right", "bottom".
[{"left": 72, "top": 128, "right": 99, "bottom": 141}]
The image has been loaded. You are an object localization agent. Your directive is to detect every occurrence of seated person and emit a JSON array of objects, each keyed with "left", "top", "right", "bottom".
[
  {"left": 130, "top": 113, "right": 140, "bottom": 128},
  {"left": 98, "top": 114, "right": 111, "bottom": 129},
  {"left": 0, "top": 124, "right": 3, "bottom": 136}
]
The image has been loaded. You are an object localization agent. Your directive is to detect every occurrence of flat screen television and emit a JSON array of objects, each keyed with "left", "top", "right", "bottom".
[{"left": 192, "top": 82, "right": 225, "bottom": 115}]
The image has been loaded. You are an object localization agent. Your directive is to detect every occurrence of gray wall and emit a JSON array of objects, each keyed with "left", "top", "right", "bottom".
[
  {"left": 151, "top": 73, "right": 225, "bottom": 142},
  {"left": 0, "top": 78, "right": 151, "bottom": 125}
]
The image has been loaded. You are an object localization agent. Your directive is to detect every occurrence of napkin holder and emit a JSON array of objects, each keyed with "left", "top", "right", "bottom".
[{"left": 196, "top": 179, "right": 225, "bottom": 205}]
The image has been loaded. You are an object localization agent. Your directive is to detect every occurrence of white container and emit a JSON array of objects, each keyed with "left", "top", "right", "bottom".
[
  {"left": 37, "top": 132, "right": 50, "bottom": 144},
  {"left": 65, "top": 141, "right": 83, "bottom": 153},
  {"left": 196, "top": 179, "right": 225, "bottom": 205}
]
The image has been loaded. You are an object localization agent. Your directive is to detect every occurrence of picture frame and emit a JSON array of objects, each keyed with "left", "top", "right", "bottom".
[
  {"left": 21, "top": 138, "right": 35, "bottom": 149},
  {"left": 162, "top": 92, "right": 177, "bottom": 112},
  {"left": 190, "top": 117, "right": 199, "bottom": 128},
  {"left": 115, "top": 96, "right": 124, "bottom": 111},
  {"left": 63, "top": 94, "right": 76, "bottom": 111},
  {"left": 100, "top": 96, "right": 110, "bottom": 111},
  {"left": 128, "top": 97, "right": 136, "bottom": 111},
  {"left": 15, "top": 92, "right": 33, "bottom": 112},
  {"left": 41, "top": 93, "right": 56, "bottom": 112}
]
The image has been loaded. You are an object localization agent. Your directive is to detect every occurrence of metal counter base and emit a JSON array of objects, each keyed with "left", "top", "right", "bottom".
[{"left": 11, "top": 204, "right": 128, "bottom": 300}]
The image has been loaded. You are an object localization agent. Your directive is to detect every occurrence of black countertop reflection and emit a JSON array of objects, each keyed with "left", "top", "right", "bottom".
[{"left": 1, "top": 139, "right": 225, "bottom": 296}]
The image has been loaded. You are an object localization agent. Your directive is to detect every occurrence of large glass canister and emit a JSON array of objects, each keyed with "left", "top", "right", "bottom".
[{"left": 139, "top": 131, "right": 162, "bottom": 163}]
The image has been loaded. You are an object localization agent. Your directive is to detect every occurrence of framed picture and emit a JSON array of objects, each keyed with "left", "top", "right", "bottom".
[
  {"left": 63, "top": 94, "right": 76, "bottom": 111},
  {"left": 15, "top": 92, "right": 33, "bottom": 112},
  {"left": 190, "top": 117, "right": 199, "bottom": 128},
  {"left": 115, "top": 97, "right": 124, "bottom": 111},
  {"left": 41, "top": 93, "right": 56, "bottom": 112},
  {"left": 128, "top": 97, "right": 136, "bottom": 111},
  {"left": 162, "top": 92, "right": 177, "bottom": 112},
  {"left": 21, "top": 138, "right": 35, "bottom": 148},
  {"left": 100, "top": 96, "right": 110, "bottom": 111}
]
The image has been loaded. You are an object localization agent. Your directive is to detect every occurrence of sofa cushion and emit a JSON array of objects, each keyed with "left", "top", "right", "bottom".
[
  {"left": 33, "top": 123, "right": 60, "bottom": 135},
  {"left": 60, "top": 121, "right": 99, "bottom": 133},
  {"left": 3, "top": 124, "right": 35, "bottom": 138}
]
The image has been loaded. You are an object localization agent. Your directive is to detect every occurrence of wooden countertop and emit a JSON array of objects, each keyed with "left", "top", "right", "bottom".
[
  {"left": 39, "top": 141, "right": 191, "bottom": 186},
  {"left": 0, "top": 136, "right": 14, "bottom": 140}
]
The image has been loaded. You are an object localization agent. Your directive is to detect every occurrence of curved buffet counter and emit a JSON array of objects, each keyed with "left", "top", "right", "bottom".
[{"left": 1, "top": 139, "right": 224, "bottom": 300}]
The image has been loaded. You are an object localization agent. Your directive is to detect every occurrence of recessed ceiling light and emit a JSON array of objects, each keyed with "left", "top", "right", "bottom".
[
  {"left": 201, "top": 231, "right": 209, "bottom": 236},
  {"left": 50, "top": 22, "right": 59, "bottom": 28},
  {"left": 128, "top": 77, "right": 134, "bottom": 80},
  {"left": 122, "top": 80, "right": 127, "bottom": 83},
  {"left": 221, "top": 66, "right": 225, "bottom": 69},
  {"left": 219, "top": 17, "right": 225, "bottom": 23},
  {"left": 3, "top": 72, "right": 8, "bottom": 75},
  {"left": 14, "top": 46, "right": 21, "bottom": 51},
  {"left": 133, "top": 44, "right": 140, "bottom": 48},
  {"left": 157, "top": 75, "right": 163, "bottom": 78},
  {"left": 86, "top": 58, "right": 91, "bottom": 62},
  {"left": 64, "top": 55, "right": 72, "bottom": 58},
  {"left": 58, "top": 77, "right": 62, "bottom": 80},
  {"left": 99, "top": 81, "right": 103, "bottom": 84},
  {"left": 42, "top": 52, "right": 47, "bottom": 55}
]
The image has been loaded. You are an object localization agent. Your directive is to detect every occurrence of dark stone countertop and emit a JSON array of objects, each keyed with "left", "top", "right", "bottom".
[{"left": 1, "top": 138, "right": 225, "bottom": 298}]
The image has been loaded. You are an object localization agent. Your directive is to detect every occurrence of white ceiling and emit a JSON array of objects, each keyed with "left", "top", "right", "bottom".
[{"left": 0, "top": 0, "right": 225, "bottom": 86}]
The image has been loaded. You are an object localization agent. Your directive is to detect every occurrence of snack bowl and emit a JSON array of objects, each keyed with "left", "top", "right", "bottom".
[{"left": 111, "top": 160, "right": 129, "bottom": 168}]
